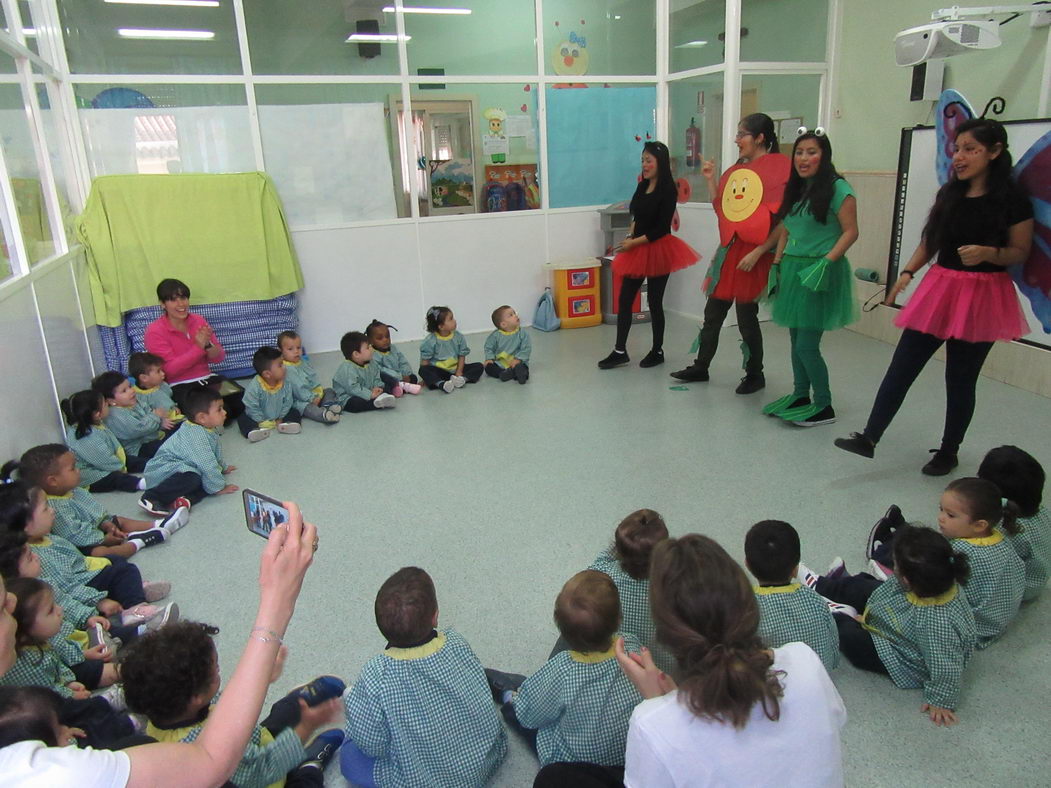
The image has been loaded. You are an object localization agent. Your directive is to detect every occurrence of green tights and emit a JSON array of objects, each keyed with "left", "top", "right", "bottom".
[{"left": 790, "top": 328, "right": 831, "bottom": 408}]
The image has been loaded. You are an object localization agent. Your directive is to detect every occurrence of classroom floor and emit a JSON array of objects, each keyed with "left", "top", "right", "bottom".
[{"left": 100, "top": 314, "right": 1051, "bottom": 788}]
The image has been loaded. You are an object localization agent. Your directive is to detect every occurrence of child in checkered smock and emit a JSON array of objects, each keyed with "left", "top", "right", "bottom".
[
  {"left": 61, "top": 389, "right": 143, "bottom": 494},
  {"left": 94, "top": 370, "right": 172, "bottom": 461},
  {"left": 483, "top": 306, "right": 532, "bottom": 384},
  {"left": 366, "top": 320, "right": 422, "bottom": 394},
  {"left": 978, "top": 445, "right": 1050, "bottom": 602},
  {"left": 341, "top": 567, "right": 506, "bottom": 788},
  {"left": 237, "top": 346, "right": 305, "bottom": 442},
  {"left": 808, "top": 524, "right": 977, "bottom": 727},
  {"left": 418, "top": 307, "right": 484, "bottom": 393},
  {"left": 485, "top": 570, "right": 643, "bottom": 769},
  {"left": 128, "top": 352, "right": 181, "bottom": 420},
  {"left": 745, "top": 520, "right": 838, "bottom": 672},
  {"left": 332, "top": 332, "right": 399, "bottom": 412},
  {"left": 277, "top": 330, "right": 344, "bottom": 423}
]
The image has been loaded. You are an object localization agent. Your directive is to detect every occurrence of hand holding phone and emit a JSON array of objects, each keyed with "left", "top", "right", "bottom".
[{"left": 243, "top": 489, "right": 292, "bottom": 540}]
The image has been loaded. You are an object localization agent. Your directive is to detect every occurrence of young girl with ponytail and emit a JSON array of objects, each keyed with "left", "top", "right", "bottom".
[{"left": 61, "top": 390, "right": 143, "bottom": 494}]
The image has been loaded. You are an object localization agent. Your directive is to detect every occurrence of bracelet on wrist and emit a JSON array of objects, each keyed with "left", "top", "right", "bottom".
[{"left": 251, "top": 626, "right": 284, "bottom": 643}]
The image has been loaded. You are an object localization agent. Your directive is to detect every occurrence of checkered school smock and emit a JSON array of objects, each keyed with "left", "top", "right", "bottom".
[
  {"left": 242, "top": 376, "right": 295, "bottom": 425},
  {"left": 144, "top": 421, "right": 227, "bottom": 494},
  {"left": 31, "top": 535, "right": 108, "bottom": 614},
  {"left": 282, "top": 359, "right": 324, "bottom": 410},
  {"left": 0, "top": 645, "right": 76, "bottom": 696},
  {"left": 589, "top": 548, "right": 655, "bottom": 650},
  {"left": 332, "top": 360, "right": 384, "bottom": 403},
  {"left": 753, "top": 583, "right": 839, "bottom": 672},
  {"left": 48, "top": 488, "right": 109, "bottom": 547},
  {"left": 343, "top": 629, "right": 507, "bottom": 788},
  {"left": 134, "top": 382, "right": 177, "bottom": 414},
  {"left": 483, "top": 329, "right": 532, "bottom": 367},
  {"left": 1005, "top": 507, "right": 1051, "bottom": 602},
  {"left": 65, "top": 425, "right": 127, "bottom": 487},
  {"left": 862, "top": 576, "right": 976, "bottom": 710},
  {"left": 105, "top": 401, "right": 162, "bottom": 456},
  {"left": 372, "top": 346, "right": 414, "bottom": 379},
  {"left": 953, "top": 533, "right": 1024, "bottom": 648},
  {"left": 419, "top": 332, "right": 471, "bottom": 372},
  {"left": 512, "top": 635, "right": 643, "bottom": 767},
  {"left": 50, "top": 620, "right": 87, "bottom": 670}
]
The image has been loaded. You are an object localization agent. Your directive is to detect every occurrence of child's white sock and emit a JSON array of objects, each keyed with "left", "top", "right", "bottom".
[
  {"left": 137, "top": 477, "right": 147, "bottom": 490},
  {"left": 128, "top": 539, "right": 145, "bottom": 553}
]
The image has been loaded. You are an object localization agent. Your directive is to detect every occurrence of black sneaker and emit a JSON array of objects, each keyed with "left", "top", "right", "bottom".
[
  {"left": 791, "top": 405, "right": 837, "bottom": 427},
  {"left": 867, "top": 504, "right": 905, "bottom": 559},
  {"left": 639, "top": 349, "right": 665, "bottom": 368},
  {"left": 922, "top": 449, "right": 958, "bottom": 476},
  {"left": 670, "top": 364, "right": 709, "bottom": 382},
  {"left": 597, "top": 350, "right": 630, "bottom": 369},
  {"left": 514, "top": 364, "right": 529, "bottom": 384},
  {"left": 735, "top": 373, "right": 766, "bottom": 395},
  {"left": 294, "top": 729, "right": 344, "bottom": 774},
  {"left": 484, "top": 668, "right": 526, "bottom": 703},
  {"left": 498, "top": 366, "right": 514, "bottom": 382},
  {"left": 834, "top": 432, "right": 875, "bottom": 458}
]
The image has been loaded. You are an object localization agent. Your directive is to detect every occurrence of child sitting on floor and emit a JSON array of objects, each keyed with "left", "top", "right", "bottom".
[
  {"left": 341, "top": 566, "right": 506, "bottom": 788},
  {"left": 277, "top": 330, "right": 343, "bottom": 423},
  {"left": 120, "top": 620, "right": 346, "bottom": 788},
  {"left": 332, "top": 332, "right": 397, "bottom": 412},
  {"left": 239, "top": 346, "right": 304, "bottom": 442},
  {"left": 366, "top": 320, "right": 422, "bottom": 394},
  {"left": 93, "top": 371, "right": 174, "bottom": 463},
  {"left": 140, "top": 388, "right": 239, "bottom": 515},
  {"left": 485, "top": 570, "right": 642, "bottom": 770},
  {"left": 7, "top": 449, "right": 179, "bottom": 558},
  {"left": 61, "top": 390, "right": 143, "bottom": 494},
  {"left": 418, "top": 307, "right": 483, "bottom": 393},
  {"left": 745, "top": 520, "right": 839, "bottom": 672},
  {"left": 978, "top": 445, "right": 1049, "bottom": 601},
  {"left": 803, "top": 525, "right": 976, "bottom": 727},
  {"left": 128, "top": 352, "right": 182, "bottom": 422},
  {"left": 484, "top": 305, "right": 532, "bottom": 384}
]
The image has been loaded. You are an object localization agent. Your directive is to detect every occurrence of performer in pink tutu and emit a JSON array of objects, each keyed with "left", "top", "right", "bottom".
[
  {"left": 835, "top": 118, "right": 1034, "bottom": 476},
  {"left": 598, "top": 141, "right": 700, "bottom": 369}
]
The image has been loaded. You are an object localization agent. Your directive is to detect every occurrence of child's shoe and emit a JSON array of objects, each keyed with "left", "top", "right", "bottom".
[
  {"left": 122, "top": 604, "right": 161, "bottom": 626},
  {"left": 402, "top": 382, "right": 422, "bottom": 395},
  {"left": 827, "top": 601, "right": 859, "bottom": 618},
  {"left": 137, "top": 496, "right": 170, "bottom": 517},
  {"left": 322, "top": 408, "right": 341, "bottom": 423},
  {"left": 142, "top": 580, "right": 171, "bottom": 603},
  {"left": 291, "top": 675, "right": 347, "bottom": 706},
  {"left": 451, "top": 375, "right": 467, "bottom": 388},
  {"left": 867, "top": 504, "right": 905, "bottom": 559},
  {"left": 796, "top": 561, "right": 819, "bottom": 589},
  {"left": 440, "top": 380, "right": 455, "bottom": 393},
  {"left": 374, "top": 393, "right": 396, "bottom": 409},
  {"left": 247, "top": 428, "right": 271, "bottom": 442},
  {"left": 484, "top": 668, "right": 526, "bottom": 704},
  {"left": 391, "top": 384, "right": 404, "bottom": 398},
  {"left": 159, "top": 507, "right": 189, "bottom": 534},
  {"left": 868, "top": 558, "right": 892, "bottom": 582},
  {"left": 144, "top": 602, "right": 179, "bottom": 632},
  {"left": 325, "top": 402, "right": 343, "bottom": 415},
  {"left": 825, "top": 557, "right": 846, "bottom": 580},
  {"left": 277, "top": 422, "right": 302, "bottom": 435},
  {"left": 136, "top": 477, "right": 147, "bottom": 491},
  {"left": 172, "top": 497, "right": 192, "bottom": 513},
  {"left": 294, "top": 729, "right": 345, "bottom": 775},
  {"left": 96, "top": 683, "right": 127, "bottom": 712},
  {"left": 514, "top": 365, "right": 529, "bottom": 384},
  {"left": 499, "top": 366, "right": 515, "bottom": 382},
  {"left": 129, "top": 528, "right": 169, "bottom": 550}
]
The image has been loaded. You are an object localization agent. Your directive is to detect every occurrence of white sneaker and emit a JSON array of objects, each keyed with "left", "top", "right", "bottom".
[
  {"left": 96, "top": 683, "right": 127, "bottom": 712},
  {"left": 144, "top": 602, "right": 179, "bottom": 632},
  {"left": 322, "top": 408, "right": 340, "bottom": 423},
  {"left": 827, "top": 601, "right": 859, "bottom": 618},
  {"left": 868, "top": 558, "right": 890, "bottom": 582},
  {"left": 441, "top": 380, "right": 455, "bottom": 393},
  {"left": 402, "top": 382, "right": 422, "bottom": 395},
  {"left": 277, "top": 422, "right": 302, "bottom": 434},
  {"left": 326, "top": 402, "right": 343, "bottom": 415},
  {"left": 374, "top": 393, "right": 396, "bottom": 409},
  {"left": 796, "top": 561, "right": 819, "bottom": 589},
  {"left": 159, "top": 507, "right": 189, "bottom": 534},
  {"left": 451, "top": 375, "right": 467, "bottom": 388},
  {"left": 121, "top": 604, "right": 160, "bottom": 626},
  {"left": 247, "top": 428, "right": 271, "bottom": 443}
]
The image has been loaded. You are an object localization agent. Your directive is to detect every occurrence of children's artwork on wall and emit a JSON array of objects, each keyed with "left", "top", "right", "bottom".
[
  {"left": 482, "top": 107, "right": 509, "bottom": 163},
  {"left": 551, "top": 20, "right": 589, "bottom": 88},
  {"left": 430, "top": 158, "right": 474, "bottom": 207}
]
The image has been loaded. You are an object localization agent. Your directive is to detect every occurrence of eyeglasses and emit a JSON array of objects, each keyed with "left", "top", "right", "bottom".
[{"left": 734, "top": 131, "right": 753, "bottom": 140}]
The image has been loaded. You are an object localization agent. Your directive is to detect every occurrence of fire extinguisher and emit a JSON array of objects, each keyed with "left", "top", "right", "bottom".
[{"left": 685, "top": 117, "right": 700, "bottom": 169}]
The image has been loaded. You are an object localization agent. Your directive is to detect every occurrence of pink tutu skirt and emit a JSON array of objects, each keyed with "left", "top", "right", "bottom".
[
  {"left": 612, "top": 234, "right": 700, "bottom": 279},
  {"left": 895, "top": 264, "right": 1030, "bottom": 343}
]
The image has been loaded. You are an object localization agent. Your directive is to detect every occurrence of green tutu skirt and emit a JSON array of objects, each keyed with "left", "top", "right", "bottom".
[{"left": 771, "top": 253, "right": 858, "bottom": 331}]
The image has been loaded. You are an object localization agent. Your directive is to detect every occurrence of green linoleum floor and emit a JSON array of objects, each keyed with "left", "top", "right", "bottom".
[{"left": 99, "top": 315, "right": 1051, "bottom": 787}]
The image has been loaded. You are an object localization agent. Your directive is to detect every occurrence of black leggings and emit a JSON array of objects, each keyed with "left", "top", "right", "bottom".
[
  {"left": 863, "top": 328, "right": 994, "bottom": 453},
  {"left": 694, "top": 297, "right": 763, "bottom": 375},
  {"left": 615, "top": 274, "right": 669, "bottom": 351}
]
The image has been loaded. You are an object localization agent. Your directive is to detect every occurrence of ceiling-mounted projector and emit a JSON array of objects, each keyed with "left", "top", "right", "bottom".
[{"left": 894, "top": 20, "right": 1000, "bottom": 66}]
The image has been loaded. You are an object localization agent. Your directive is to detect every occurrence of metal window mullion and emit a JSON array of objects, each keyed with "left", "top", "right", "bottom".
[
  {"left": 655, "top": 0, "right": 669, "bottom": 143},
  {"left": 721, "top": 0, "right": 742, "bottom": 172},
  {"left": 231, "top": 0, "right": 265, "bottom": 172},
  {"left": 535, "top": 0, "right": 549, "bottom": 213},
  {"left": 393, "top": 0, "right": 419, "bottom": 221},
  {"left": 0, "top": 138, "right": 31, "bottom": 277}
]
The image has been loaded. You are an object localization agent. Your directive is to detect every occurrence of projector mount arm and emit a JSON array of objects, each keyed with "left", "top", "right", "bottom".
[{"left": 932, "top": 3, "right": 1050, "bottom": 21}]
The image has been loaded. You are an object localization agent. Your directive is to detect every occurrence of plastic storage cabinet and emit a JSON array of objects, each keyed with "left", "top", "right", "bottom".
[{"left": 542, "top": 260, "right": 603, "bottom": 328}]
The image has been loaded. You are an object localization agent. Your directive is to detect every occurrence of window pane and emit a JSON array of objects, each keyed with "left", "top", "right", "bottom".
[
  {"left": 74, "top": 83, "right": 253, "bottom": 177},
  {"left": 546, "top": 83, "right": 655, "bottom": 208},
  {"left": 670, "top": 0, "right": 724, "bottom": 73},
  {"left": 741, "top": 0, "right": 827, "bottom": 63},
  {"left": 0, "top": 81, "right": 56, "bottom": 263},
  {"left": 741, "top": 73, "right": 822, "bottom": 154},
  {"left": 57, "top": 0, "right": 242, "bottom": 74},
  {"left": 245, "top": 0, "right": 398, "bottom": 76},
  {"left": 405, "top": 1, "right": 536, "bottom": 77},
  {"left": 669, "top": 74, "right": 724, "bottom": 204},
  {"left": 37, "top": 80, "right": 78, "bottom": 244},
  {"left": 542, "top": 0, "right": 655, "bottom": 76},
  {"left": 256, "top": 84, "right": 405, "bottom": 225}
]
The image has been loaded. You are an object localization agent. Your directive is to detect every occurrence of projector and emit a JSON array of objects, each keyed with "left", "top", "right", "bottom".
[{"left": 894, "top": 20, "right": 1001, "bottom": 66}]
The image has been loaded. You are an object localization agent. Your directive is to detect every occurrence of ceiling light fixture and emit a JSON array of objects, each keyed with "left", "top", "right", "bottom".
[
  {"left": 381, "top": 6, "right": 471, "bottom": 14},
  {"left": 106, "top": 0, "right": 221, "bottom": 7},
  {"left": 118, "top": 27, "right": 216, "bottom": 39},
  {"left": 345, "top": 33, "right": 412, "bottom": 43}
]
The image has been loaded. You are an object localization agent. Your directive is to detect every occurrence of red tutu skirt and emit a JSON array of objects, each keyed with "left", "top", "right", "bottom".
[
  {"left": 710, "top": 241, "right": 773, "bottom": 303},
  {"left": 612, "top": 234, "right": 700, "bottom": 279},
  {"left": 895, "top": 264, "right": 1030, "bottom": 343}
]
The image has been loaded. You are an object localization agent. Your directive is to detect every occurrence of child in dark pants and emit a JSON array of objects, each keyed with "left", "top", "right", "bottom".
[
  {"left": 120, "top": 620, "right": 345, "bottom": 788},
  {"left": 238, "top": 346, "right": 304, "bottom": 442},
  {"left": 332, "top": 332, "right": 397, "bottom": 412},
  {"left": 484, "top": 305, "right": 531, "bottom": 384},
  {"left": 800, "top": 525, "right": 976, "bottom": 727},
  {"left": 418, "top": 306, "right": 483, "bottom": 393}
]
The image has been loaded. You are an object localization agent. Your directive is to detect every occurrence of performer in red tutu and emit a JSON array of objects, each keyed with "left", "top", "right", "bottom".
[
  {"left": 835, "top": 118, "right": 1034, "bottom": 476},
  {"left": 671, "top": 114, "right": 790, "bottom": 393},
  {"left": 598, "top": 141, "right": 700, "bottom": 369}
]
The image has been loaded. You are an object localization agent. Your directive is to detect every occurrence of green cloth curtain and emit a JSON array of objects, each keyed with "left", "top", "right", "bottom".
[{"left": 77, "top": 172, "right": 304, "bottom": 327}]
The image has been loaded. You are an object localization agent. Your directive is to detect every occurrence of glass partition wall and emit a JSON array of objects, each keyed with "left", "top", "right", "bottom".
[{"left": 0, "top": 0, "right": 832, "bottom": 281}]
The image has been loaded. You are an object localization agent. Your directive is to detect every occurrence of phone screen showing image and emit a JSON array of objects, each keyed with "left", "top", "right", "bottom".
[{"left": 242, "top": 489, "right": 290, "bottom": 539}]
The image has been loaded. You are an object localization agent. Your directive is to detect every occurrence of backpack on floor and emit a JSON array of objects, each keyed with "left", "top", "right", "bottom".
[
  {"left": 533, "top": 287, "right": 561, "bottom": 332},
  {"left": 504, "top": 181, "right": 528, "bottom": 211}
]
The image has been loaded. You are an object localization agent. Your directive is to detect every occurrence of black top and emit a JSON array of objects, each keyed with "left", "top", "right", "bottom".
[
  {"left": 629, "top": 179, "right": 678, "bottom": 243},
  {"left": 936, "top": 187, "right": 1033, "bottom": 273}
]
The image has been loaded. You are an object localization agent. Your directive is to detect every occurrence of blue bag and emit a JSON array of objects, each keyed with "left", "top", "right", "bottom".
[{"left": 533, "top": 287, "right": 561, "bottom": 332}]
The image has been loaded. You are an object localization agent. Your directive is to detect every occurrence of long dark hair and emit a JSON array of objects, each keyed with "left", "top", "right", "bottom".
[
  {"left": 978, "top": 445, "right": 1044, "bottom": 518},
  {"left": 946, "top": 477, "right": 1021, "bottom": 536},
  {"left": 642, "top": 141, "right": 675, "bottom": 194},
  {"left": 60, "top": 389, "right": 104, "bottom": 440},
  {"left": 777, "top": 132, "right": 842, "bottom": 224},
  {"left": 922, "top": 118, "right": 1017, "bottom": 253},
  {"left": 740, "top": 113, "right": 779, "bottom": 155},
  {"left": 893, "top": 525, "right": 970, "bottom": 598},
  {"left": 650, "top": 534, "right": 783, "bottom": 729}
]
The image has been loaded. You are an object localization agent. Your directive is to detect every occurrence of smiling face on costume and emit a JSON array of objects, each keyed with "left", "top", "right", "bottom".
[{"left": 721, "top": 168, "right": 764, "bottom": 223}]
